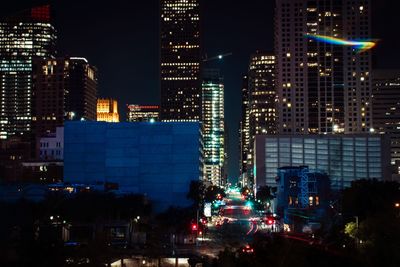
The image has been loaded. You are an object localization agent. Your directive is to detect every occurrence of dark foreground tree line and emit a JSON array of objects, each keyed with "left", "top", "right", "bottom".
[{"left": 0, "top": 179, "right": 399, "bottom": 266}]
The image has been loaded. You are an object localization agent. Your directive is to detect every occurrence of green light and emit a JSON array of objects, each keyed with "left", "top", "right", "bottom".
[{"left": 246, "top": 201, "right": 253, "bottom": 208}]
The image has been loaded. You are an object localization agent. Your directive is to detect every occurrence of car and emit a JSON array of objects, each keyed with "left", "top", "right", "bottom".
[{"left": 241, "top": 244, "right": 254, "bottom": 253}]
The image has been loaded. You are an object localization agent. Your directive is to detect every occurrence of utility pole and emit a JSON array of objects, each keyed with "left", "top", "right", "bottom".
[
  {"left": 196, "top": 206, "right": 200, "bottom": 247},
  {"left": 354, "top": 216, "right": 359, "bottom": 248}
]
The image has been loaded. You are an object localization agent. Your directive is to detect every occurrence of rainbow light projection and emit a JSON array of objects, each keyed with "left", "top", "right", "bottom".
[{"left": 305, "top": 34, "right": 376, "bottom": 53}]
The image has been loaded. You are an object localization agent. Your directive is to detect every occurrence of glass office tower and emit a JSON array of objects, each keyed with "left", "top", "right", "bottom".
[{"left": 0, "top": 5, "right": 56, "bottom": 139}]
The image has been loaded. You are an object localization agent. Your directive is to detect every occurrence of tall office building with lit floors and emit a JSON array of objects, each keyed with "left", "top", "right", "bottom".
[
  {"left": 0, "top": 5, "right": 56, "bottom": 139},
  {"left": 202, "top": 69, "right": 225, "bottom": 186},
  {"left": 160, "top": 0, "right": 202, "bottom": 121},
  {"left": 275, "top": 0, "right": 372, "bottom": 134}
]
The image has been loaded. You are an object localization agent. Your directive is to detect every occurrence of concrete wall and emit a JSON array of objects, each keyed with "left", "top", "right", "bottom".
[{"left": 64, "top": 121, "right": 202, "bottom": 210}]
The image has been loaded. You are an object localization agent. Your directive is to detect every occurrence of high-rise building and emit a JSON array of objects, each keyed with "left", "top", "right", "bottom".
[
  {"left": 65, "top": 57, "right": 97, "bottom": 121},
  {"left": 127, "top": 105, "right": 160, "bottom": 122},
  {"left": 249, "top": 52, "right": 276, "bottom": 136},
  {"left": 246, "top": 53, "right": 276, "bottom": 185},
  {"left": 254, "top": 134, "right": 391, "bottom": 190},
  {"left": 32, "top": 58, "right": 67, "bottom": 138},
  {"left": 275, "top": 0, "right": 372, "bottom": 134},
  {"left": 202, "top": 69, "right": 225, "bottom": 186},
  {"left": 32, "top": 57, "right": 97, "bottom": 137},
  {"left": 97, "top": 98, "right": 119, "bottom": 123},
  {"left": 239, "top": 75, "right": 250, "bottom": 187},
  {"left": 0, "top": 5, "right": 56, "bottom": 140},
  {"left": 160, "top": 0, "right": 202, "bottom": 121},
  {"left": 372, "top": 69, "right": 400, "bottom": 177}
]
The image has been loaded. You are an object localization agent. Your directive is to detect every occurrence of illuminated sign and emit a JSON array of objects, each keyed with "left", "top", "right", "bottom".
[
  {"left": 204, "top": 203, "right": 212, "bottom": 217},
  {"left": 127, "top": 105, "right": 159, "bottom": 110}
]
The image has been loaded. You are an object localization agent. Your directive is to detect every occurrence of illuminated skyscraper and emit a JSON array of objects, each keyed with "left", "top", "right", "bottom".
[
  {"left": 243, "top": 53, "right": 276, "bottom": 186},
  {"left": 202, "top": 69, "right": 225, "bottom": 186},
  {"left": 239, "top": 75, "right": 250, "bottom": 186},
  {"left": 160, "top": 0, "right": 201, "bottom": 121},
  {"left": 0, "top": 5, "right": 56, "bottom": 139},
  {"left": 249, "top": 52, "right": 276, "bottom": 137},
  {"left": 127, "top": 105, "right": 160, "bottom": 122},
  {"left": 275, "top": 0, "right": 372, "bottom": 134},
  {"left": 97, "top": 98, "right": 119, "bottom": 123}
]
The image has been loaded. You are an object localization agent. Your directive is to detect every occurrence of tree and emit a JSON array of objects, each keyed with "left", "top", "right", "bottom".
[
  {"left": 204, "top": 185, "right": 226, "bottom": 203},
  {"left": 256, "top": 186, "right": 274, "bottom": 203},
  {"left": 187, "top": 180, "right": 205, "bottom": 207},
  {"left": 341, "top": 179, "right": 400, "bottom": 266}
]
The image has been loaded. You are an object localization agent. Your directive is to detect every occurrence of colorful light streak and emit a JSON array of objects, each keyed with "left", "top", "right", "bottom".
[{"left": 305, "top": 34, "right": 376, "bottom": 53}]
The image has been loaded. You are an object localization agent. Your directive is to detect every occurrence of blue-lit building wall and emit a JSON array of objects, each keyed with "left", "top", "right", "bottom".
[
  {"left": 64, "top": 121, "right": 202, "bottom": 210},
  {"left": 276, "top": 166, "right": 331, "bottom": 232}
]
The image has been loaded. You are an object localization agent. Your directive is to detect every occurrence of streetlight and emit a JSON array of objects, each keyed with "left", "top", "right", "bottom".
[{"left": 354, "top": 216, "right": 359, "bottom": 248}]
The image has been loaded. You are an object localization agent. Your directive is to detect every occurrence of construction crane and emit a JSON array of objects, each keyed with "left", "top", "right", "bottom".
[{"left": 202, "top": 52, "right": 233, "bottom": 62}]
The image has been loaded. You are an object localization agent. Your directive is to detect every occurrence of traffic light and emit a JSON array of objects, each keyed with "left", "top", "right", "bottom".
[
  {"left": 245, "top": 201, "right": 253, "bottom": 209},
  {"left": 191, "top": 223, "right": 198, "bottom": 231}
]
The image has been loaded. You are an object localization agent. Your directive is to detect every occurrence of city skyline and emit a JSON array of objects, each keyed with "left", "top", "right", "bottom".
[
  {"left": 1, "top": 1, "right": 400, "bottom": 266},
  {"left": 1, "top": 0, "right": 400, "bottom": 179}
]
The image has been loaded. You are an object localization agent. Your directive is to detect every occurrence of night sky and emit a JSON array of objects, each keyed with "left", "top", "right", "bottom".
[{"left": 2, "top": 0, "right": 400, "bottom": 180}]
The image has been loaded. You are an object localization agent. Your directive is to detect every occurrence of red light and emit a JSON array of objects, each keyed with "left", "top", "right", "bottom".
[
  {"left": 191, "top": 224, "right": 198, "bottom": 231},
  {"left": 267, "top": 219, "right": 274, "bottom": 225},
  {"left": 242, "top": 245, "right": 254, "bottom": 253},
  {"left": 31, "top": 5, "right": 50, "bottom": 21}
]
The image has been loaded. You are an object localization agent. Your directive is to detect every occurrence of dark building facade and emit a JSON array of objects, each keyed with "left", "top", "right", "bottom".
[
  {"left": 0, "top": 5, "right": 56, "bottom": 140},
  {"left": 239, "top": 75, "right": 250, "bottom": 186},
  {"left": 160, "top": 0, "right": 202, "bottom": 121},
  {"left": 0, "top": 136, "right": 33, "bottom": 182},
  {"left": 372, "top": 69, "right": 400, "bottom": 179},
  {"left": 32, "top": 58, "right": 67, "bottom": 138},
  {"left": 275, "top": 166, "right": 330, "bottom": 232},
  {"left": 239, "top": 75, "right": 250, "bottom": 187},
  {"left": 65, "top": 57, "right": 97, "bottom": 121},
  {"left": 32, "top": 57, "right": 97, "bottom": 137}
]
